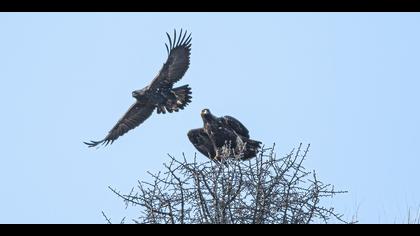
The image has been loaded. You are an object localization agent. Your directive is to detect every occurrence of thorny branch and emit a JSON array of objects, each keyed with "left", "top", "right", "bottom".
[{"left": 107, "top": 143, "right": 353, "bottom": 224}]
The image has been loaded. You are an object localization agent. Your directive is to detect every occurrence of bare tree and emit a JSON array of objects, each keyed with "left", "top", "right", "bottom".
[{"left": 106, "top": 143, "right": 352, "bottom": 224}]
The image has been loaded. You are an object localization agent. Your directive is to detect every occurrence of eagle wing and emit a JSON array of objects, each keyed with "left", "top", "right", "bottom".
[
  {"left": 149, "top": 29, "right": 192, "bottom": 90},
  {"left": 187, "top": 128, "right": 215, "bottom": 159},
  {"left": 222, "top": 116, "right": 250, "bottom": 138},
  {"left": 84, "top": 102, "right": 155, "bottom": 147}
]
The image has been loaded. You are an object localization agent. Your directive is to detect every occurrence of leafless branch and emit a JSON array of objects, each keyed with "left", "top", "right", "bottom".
[{"left": 107, "top": 143, "right": 352, "bottom": 224}]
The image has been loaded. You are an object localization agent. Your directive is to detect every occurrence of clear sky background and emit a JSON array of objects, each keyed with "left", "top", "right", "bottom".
[{"left": 0, "top": 13, "right": 419, "bottom": 223}]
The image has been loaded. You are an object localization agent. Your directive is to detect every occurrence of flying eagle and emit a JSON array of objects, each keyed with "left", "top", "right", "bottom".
[
  {"left": 84, "top": 29, "right": 192, "bottom": 147},
  {"left": 187, "top": 109, "right": 261, "bottom": 161}
]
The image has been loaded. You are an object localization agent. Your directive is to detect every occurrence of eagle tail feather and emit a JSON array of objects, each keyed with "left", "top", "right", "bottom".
[
  {"left": 241, "top": 138, "right": 262, "bottom": 160},
  {"left": 158, "top": 84, "right": 192, "bottom": 114}
]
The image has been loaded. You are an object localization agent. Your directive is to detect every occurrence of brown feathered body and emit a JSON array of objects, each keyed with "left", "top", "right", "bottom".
[
  {"left": 188, "top": 109, "right": 261, "bottom": 161},
  {"left": 85, "top": 29, "right": 192, "bottom": 147}
]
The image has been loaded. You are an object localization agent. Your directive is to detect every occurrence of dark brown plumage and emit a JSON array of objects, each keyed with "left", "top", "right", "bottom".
[
  {"left": 188, "top": 109, "right": 261, "bottom": 161},
  {"left": 85, "top": 29, "right": 192, "bottom": 148}
]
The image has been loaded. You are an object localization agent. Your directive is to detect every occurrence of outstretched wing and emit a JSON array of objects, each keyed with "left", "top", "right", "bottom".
[
  {"left": 222, "top": 116, "right": 250, "bottom": 138},
  {"left": 150, "top": 29, "right": 192, "bottom": 90},
  {"left": 187, "top": 128, "right": 215, "bottom": 159},
  {"left": 84, "top": 102, "right": 155, "bottom": 148}
]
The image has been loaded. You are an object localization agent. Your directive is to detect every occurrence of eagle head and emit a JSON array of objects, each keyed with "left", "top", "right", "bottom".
[
  {"left": 201, "top": 108, "right": 216, "bottom": 123},
  {"left": 132, "top": 88, "right": 147, "bottom": 100},
  {"left": 201, "top": 108, "right": 210, "bottom": 117}
]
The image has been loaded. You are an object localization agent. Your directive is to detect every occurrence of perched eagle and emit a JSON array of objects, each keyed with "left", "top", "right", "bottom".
[
  {"left": 84, "top": 29, "right": 192, "bottom": 147},
  {"left": 188, "top": 109, "right": 261, "bottom": 161}
]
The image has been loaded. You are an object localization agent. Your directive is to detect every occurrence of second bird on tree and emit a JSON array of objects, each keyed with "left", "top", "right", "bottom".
[{"left": 188, "top": 109, "right": 262, "bottom": 161}]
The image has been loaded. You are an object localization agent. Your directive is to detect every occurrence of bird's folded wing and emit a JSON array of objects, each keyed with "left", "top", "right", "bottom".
[
  {"left": 187, "top": 128, "right": 215, "bottom": 159},
  {"left": 222, "top": 116, "right": 250, "bottom": 138}
]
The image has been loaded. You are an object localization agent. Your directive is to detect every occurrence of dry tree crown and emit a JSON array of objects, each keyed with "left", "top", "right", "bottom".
[{"left": 106, "top": 143, "right": 351, "bottom": 224}]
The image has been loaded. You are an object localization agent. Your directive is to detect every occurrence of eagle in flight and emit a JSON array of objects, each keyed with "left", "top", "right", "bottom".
[
  {"left": 188, "top": 109, "right": 261, "bottom": 161},
  {"left": 84, "top": 29, "right": 192, "bottom": 148}
]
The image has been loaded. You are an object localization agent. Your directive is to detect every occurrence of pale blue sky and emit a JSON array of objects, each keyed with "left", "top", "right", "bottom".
[{"left": 0, "top": 13, "right": 419, "bottom": 223}]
